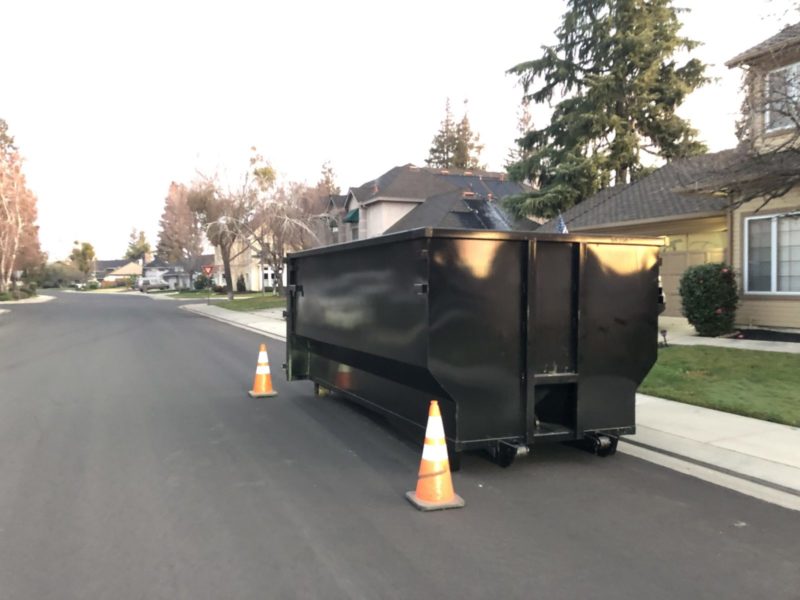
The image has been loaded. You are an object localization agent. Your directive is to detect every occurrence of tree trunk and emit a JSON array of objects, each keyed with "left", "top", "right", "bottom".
[{"left": 220, "top": 243, "right": 235, "bottom": 301}]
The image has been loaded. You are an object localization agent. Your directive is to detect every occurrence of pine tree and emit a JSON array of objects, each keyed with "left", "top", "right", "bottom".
[
  {"left": 505, "top": 0, "right": 708, "bottom": 218},
  {"left": 505, "top": 102, "right": 534, "bottom": 177},
  {"left": 156, "top": 182, "right": 204, "bottom": 266},
  {"left": 125, "top": 229, "right": 151, "bottom": 262},
  {"left": 426, "top": 99, "right": 483, "bottom": 169}
]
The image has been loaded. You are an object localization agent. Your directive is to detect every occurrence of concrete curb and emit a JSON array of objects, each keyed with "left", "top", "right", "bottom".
[
  {"left": 0, "top": 294, "right": 56, "bottom": 305},
  {"left": 180, "top": 304, "right": 286, "bottom": 341}
]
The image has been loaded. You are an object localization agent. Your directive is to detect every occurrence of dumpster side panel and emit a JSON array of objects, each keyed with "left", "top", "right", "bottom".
[
  {"left": 577, "top": 243, "right": 660, "bottom": 432},
  {"left": 427, "top": 237, "right": 525, "bottom": 441},
  {"left": 293, "top": 239, "right": 429, "bottom": 367}
]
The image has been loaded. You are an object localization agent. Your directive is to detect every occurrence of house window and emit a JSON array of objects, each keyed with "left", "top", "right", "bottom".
[
  {"left": 766, "top": 63, "right": 800, "bottom": 132},
  {"left": 745, "top": 213, "right": 800, "bottom": 293}
]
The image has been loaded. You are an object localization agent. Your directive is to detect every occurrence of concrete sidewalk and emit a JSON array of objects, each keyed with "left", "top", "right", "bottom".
[
  {"left": 181, "top": 303, "right": 286, "bottom": 340},
  {"left": 183, "top": 302, "right": 800, "bottom": 510},
  {"left": 621, "top": 395, "right": 800, "bottom": 511},
  {"left": 660, "top": 316, "right": 800, "bottom": 354}
]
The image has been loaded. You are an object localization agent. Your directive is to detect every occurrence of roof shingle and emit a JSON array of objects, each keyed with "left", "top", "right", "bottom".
[
  {"left": 726, "top": 22, "right": 800, "bottom": 67},
  {"left": 538, "top": 150, "right": 739, "bottom": 233}
]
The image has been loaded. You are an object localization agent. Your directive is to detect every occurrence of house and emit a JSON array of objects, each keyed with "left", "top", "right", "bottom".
[
  {"left": 210, "top": 241, "right": 287, "bottom": 292},
  {"left": 97, "top": 260, "right": 142, "bottom": 286},
  {"left": 93, "top": 259, "right": 139, "bottom": 282},
  {"left": 339, "top": 164, "right": 535, "bottom": 242},
  {"left": 722, "top": 23, "right": 800, "bottom": 330},
  {"left": 536, "top": 152, "right": 736, "bottom": 316},
  {"left": 314, "top": 194, "right": 347, "bottom": 244},
  {"left": 143, "top": 257, "right": 171, "bottom": 285},
  {"left": 141, "top": 257, "right": 196, "bottom": 290},
  {"left": 539, "top": 24, "right": 800, "bottom": 330}
]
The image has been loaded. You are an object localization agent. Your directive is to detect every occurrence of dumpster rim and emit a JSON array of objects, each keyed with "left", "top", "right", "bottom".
[{"left": 287, "top": 227, "right": 664, "bottom": 260}]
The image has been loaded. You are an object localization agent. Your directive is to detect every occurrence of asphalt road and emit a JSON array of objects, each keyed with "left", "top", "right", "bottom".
[{"left": 0, "top": 291, "right": 798, "bottom": 600}]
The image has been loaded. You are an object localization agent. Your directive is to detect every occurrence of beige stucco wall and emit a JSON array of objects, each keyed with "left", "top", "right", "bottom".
[{"left": 732, "top": 191, "right": 800, "bottom": 329}]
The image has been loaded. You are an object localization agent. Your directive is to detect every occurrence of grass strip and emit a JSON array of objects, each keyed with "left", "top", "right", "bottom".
[{"left": 640, "top": 345, "right": 800, "bottom": 426}]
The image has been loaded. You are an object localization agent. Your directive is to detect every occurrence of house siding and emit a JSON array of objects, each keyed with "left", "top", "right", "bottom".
[
  {"left": 733, "top": 191, "right": 800, "bottom": 329},
  {"left": 363, "top": 201, "right": 418, "bottom": 238}
]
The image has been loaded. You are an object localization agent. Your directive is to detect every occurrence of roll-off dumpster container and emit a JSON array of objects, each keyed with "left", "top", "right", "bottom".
[{"left": 285, "top": 228, "right": 663, "bottom": 465}]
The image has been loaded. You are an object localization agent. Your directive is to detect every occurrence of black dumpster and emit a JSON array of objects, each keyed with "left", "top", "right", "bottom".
[{"left": 285, "top": 228, "right": 663, "bottom": 465}]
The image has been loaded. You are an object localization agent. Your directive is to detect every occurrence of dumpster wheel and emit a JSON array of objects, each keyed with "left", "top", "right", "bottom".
[
  {"left": 491, "top": 441, "right": 529, "bottom": 468},
  {"left": 313, "top": 383, "right": 331, "bottom": 397},
  {"left": 584, "top": 434, "right": 618, "bottom": 457}
]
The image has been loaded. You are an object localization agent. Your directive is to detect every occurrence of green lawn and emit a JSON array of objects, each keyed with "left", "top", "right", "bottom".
[
  {"left": 215, "top": 295, "right": 286, "bottom": 312},
  {"left": 640, "top": 345, "right": 800, "bottom": 426}
]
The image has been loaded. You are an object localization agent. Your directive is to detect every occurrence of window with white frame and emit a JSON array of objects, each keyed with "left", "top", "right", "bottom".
[
  {"left": 766, "top": 62, "right": 800, "bottom": 132},
  {"left": 745, "top": 213, "right": 800, "bottom": 293}
]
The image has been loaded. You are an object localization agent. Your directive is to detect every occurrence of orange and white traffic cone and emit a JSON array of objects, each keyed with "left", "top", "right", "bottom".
[
  {"left": 248, "top": 343, "right": 277, "bottom": 398},
  {"left": 406, "top": 400, "right": 465, "bottom": 511}
]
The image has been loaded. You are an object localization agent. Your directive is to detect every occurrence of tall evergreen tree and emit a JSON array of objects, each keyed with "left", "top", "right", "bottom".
[
  {"left": 505, "top": 0, "right": 708, "bottom": 218},
  {"left": 156, "top": 182, "right": 204, "bottom": 266},
  {"left": 426, "top": 99, "right": 484, "bottom": 169},
  {"left": 125, "top": 229, "right": 151, "bottom": 262}
]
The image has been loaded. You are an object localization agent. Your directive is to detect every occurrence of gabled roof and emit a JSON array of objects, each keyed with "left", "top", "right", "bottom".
[
  {"left": 384, "top": 191, "right": 537, "bottom": 234},
  {"left": 106, "top": 262, "right": 142, "bottom": 277},
  {"left": 727, "top": 22, "right": 800, "bottom": 67},
  {"left": 94, "top": 259, "right": 130, "bottom": 273},
  {"left": 348, "top": 164, "right": 528, "bottom": 207},
  {"left": 326, "top": 194, "right": 347, "bottom": 211},
  {"left": 537, "top": 150, "right": 739, "bottom": 233}
]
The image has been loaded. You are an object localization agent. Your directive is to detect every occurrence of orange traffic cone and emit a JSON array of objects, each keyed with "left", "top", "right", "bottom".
[
  {"left": 248, "top": 343, "right": 278, "bottom": 398},
  {"left": 334, "top": 363, "right": 353, "bottom": 390},
  {"left": 406, "top": 400, "right": 465, "bottom": 511}
]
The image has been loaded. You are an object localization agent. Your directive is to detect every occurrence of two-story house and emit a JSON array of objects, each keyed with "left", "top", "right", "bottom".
[
  {"left": 538, "top": 24, "right": 800, "bottom": 330},
  {"left": 339, "top": 164, "right": 535, "bottom": 242},
  {"left": 723, "top": 24, "right": 800, "bottom": 330}
]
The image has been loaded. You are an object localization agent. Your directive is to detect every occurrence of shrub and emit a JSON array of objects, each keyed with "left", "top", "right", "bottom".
[
  {"left": 0, "top": 292, "right": 10, "bottom": 301},
  {"left": 212, "top": 285, "right": 227, "bottom": 294},
  {"left": 236, "top": 274, "right": 247, "bottom": 293},
  {"left": 87, "top": 281, "right": 100, "bottom": 290},
  {"left": 194, "top": 274, "right": 211, "bottom": 290},
  {"left": 679, "top": 263, "right": 739, "bottom": 337}
]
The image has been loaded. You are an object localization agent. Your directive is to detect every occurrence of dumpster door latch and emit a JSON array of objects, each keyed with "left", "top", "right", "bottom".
[
  {"left": 414, "top": 283, "right": 428, "bottom": 295},
  {"left": 288, "top": 284, "right": 304, "bottom": 297}
]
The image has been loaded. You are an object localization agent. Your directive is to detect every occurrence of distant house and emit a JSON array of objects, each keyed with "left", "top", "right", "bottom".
[
  {"left": 143, "top": 257, "right": 170, "bottom": 283},
  {"left": 314, "top": 194, "right": 347, "bottom": 244},
  {"left": 339, "top": 164, "right": 535, "bottom": 242},
  {"left": 93, "top": 259, "right": 139, "bottom": 282},
  {"left": 539, "top": 23, "right": 800, "bottom": 331},
  {"left": 98, "top": 260, "right": 142, "bottom": 285},
  {"left": 142, "top": 257, "right": 195, "bottom": 290}
]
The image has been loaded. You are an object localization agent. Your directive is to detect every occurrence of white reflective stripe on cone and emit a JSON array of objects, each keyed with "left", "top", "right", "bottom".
[
  {"left": 258, "top": 352, "right": 268, "bottom": 363},
  {"left": 421, "top": 441, "right": 449, "bottom": 462},
  {"left": 424, "top": 416, "right": 445, "bottom": 440},
  {"left": 256, "top": 365, "right": 271, "bottom": 375}
]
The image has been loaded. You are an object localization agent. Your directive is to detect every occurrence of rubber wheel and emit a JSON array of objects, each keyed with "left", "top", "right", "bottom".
[
  {"left": 596, "top": 437, "right": 619, "bottom": 457},
  {"left": 494, "top": 444, "right": 516, "bottom": 468}
]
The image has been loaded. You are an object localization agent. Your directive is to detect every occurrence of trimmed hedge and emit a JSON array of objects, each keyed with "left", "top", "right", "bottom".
[{"left": 679, "top": 263, "right": 739, "bottom": 337}]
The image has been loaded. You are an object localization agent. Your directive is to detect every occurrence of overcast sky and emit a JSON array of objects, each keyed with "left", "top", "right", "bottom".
[{"left": 4, "top": 0, "right": 797, "bottom": 260}]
